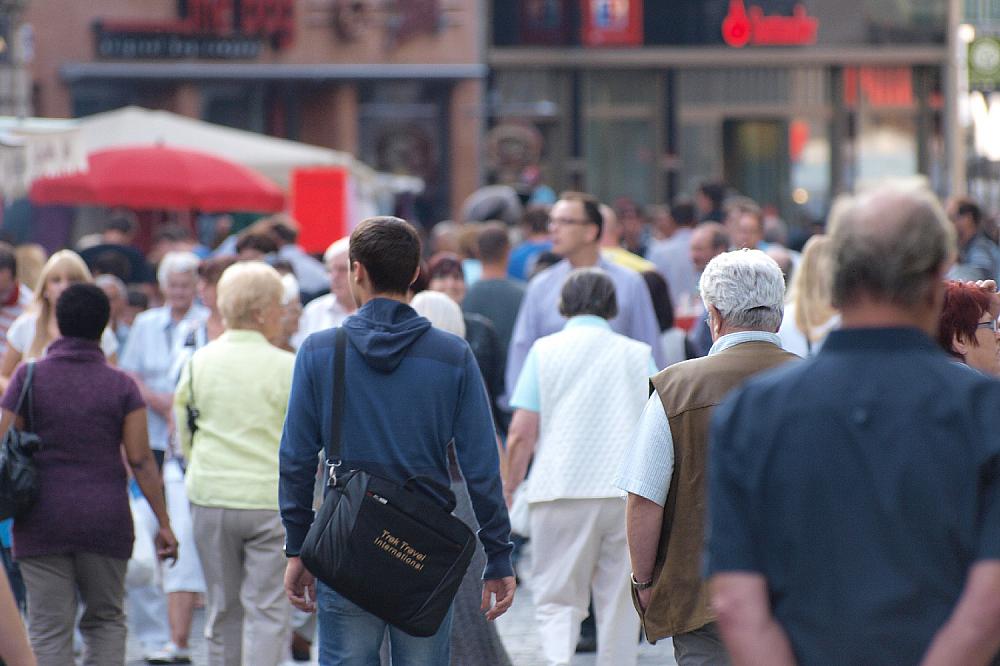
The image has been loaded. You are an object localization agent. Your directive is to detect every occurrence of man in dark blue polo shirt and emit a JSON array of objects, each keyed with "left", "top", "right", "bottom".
[{"left": 705, "top": 184, "right": 1000, "bottom": 665}]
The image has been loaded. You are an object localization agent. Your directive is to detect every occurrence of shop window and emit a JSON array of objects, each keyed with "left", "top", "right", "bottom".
[
  {"left": 583, "top": 71, "right": 660, "bottom": 205},
  {"left": 359, "top": 81, "right": 449, "bottom": 224},
  {"left": 489, "top": 71, "right": 571, "bottom": 194}
]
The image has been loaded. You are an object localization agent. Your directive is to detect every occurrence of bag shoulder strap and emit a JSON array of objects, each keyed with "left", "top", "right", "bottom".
[
  {"left": 187, "top": 356, "right": 196, "bottom": 415},
  {"left": 329, "top": 327, "right": 347, "bottom": 470},
  {"left": 13, "top": 362, "right": 35, "bottom": 429}
]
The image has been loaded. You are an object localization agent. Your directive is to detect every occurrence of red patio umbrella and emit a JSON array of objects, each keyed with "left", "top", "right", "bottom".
[{"left": 29, "top": 144, "right": 285, "bottom": 213}]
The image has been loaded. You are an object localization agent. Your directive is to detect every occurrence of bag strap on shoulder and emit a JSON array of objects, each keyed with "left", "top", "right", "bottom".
[
  {"left": 327, "top": 327, "right": 347, "bottom": 483},
  {"left": 13, "top": 361, "right": 35, "bottom": 431}
]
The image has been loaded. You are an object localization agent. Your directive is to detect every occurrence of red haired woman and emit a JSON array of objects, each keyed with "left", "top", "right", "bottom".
[{"left": 936, "top": 280, "right": 1000, "bottom": 376}]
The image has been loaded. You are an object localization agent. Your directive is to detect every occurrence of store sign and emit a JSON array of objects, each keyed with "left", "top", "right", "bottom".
[
  {"left": 581, "top": 0, "right": 643, "bottom": 47},
  {"left": 94, "top": 0, "right": 295, "bottom": 60},
  {"left": 721, "top": 0, "right": 818, "bottom": 48}
]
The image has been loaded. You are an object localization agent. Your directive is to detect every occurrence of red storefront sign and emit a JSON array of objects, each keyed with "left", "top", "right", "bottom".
[
  {"left": 721, "top": 0, "right": 818, "bottom": 48},
  {"left": 581, "top": 0, "right": 643, "bottom": 47},
  {"left": 95, "top": 0, "right": 295, "bottom": 59}
]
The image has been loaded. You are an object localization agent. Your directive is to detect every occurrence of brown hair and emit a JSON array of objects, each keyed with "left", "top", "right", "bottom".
[{"left": 349, "top": 217, "right": 422, "bottom": 295}]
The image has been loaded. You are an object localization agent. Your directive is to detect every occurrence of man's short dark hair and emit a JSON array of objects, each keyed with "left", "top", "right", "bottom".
[
  {"left": 559, "top": 191, "right": 603, "bottom": 238},
  {"left": 522, "top": 206, "right": 551, "bottom": 235},
  {"left": 236, "top": 232, "right": 279, "bottom": 256},
  {"left": 106, "top": 215, "right": 135, "bottom": 236},
  {"left": 270, "top": 220, "right": 299, "bottom": 244},
  {"left": 0, "top": 244, "right": 16, "bottom": 278},
  {"left": 671, "top": 198, "right": 697, "bottom": 228},
  {"left": 477, "top": 223, "right": 511, "bottom": 264},
  {"left": 954, "top": 197, "right": 983, "bottom": 227},
  {"left": 349, "top": 217, "right": 422, "bottom": 294},
  {"left": 699, "top": 181, "right": 726, "bottom": 208},
  {"left": 56, "top": 283, "right": 110, "bottom": 341},
  {"left": 559, "top": 268, "right": 618, "bottom": 320},
  {"left": 93, "top": 250, "right": 132, "bottom": 282}
]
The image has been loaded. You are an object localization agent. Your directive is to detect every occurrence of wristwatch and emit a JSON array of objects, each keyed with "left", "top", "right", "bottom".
[{"left": 630, "top": 573, "right": 654, "bottom": 590}]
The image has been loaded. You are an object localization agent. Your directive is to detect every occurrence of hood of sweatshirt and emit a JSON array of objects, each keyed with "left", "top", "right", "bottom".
[{"left": 342, "top": 298, "right": 432, "bottom": 373}]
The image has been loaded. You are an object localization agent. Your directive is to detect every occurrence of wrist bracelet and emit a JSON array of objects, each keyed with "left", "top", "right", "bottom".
[{"left": 630, "top": 573, "right": 654, "bottom": 590}]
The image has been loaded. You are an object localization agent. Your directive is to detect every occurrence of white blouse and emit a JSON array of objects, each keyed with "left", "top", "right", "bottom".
[{"left": 7, "top": 312, "right": 119, "bottom": 360}]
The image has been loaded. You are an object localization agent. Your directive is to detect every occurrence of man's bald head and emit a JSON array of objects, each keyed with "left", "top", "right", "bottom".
[{"left": 830, "top": 185, "right": 955, "bottom": 310}]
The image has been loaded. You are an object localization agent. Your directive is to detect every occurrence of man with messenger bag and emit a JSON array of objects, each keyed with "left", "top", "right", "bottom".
[{"left": 279, "top": 216, "right": 516, "bottom": 665}]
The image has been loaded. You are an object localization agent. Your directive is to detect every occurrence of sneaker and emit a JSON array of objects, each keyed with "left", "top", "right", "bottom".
[{"left": 145, "top": 642, "right": 192, "bottom": 664}]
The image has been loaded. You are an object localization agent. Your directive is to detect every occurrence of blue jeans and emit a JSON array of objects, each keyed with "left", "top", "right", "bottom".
[{"left": 317, "top": 582, "right": 453, "bottom": 666}]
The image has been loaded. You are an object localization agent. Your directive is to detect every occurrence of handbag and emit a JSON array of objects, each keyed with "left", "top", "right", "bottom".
[
  {"left": 0, "top": 362, "right": 41, "bottom": 522},
  {"left": 299, "top": 327, "right": 477, "bottom": 637}
]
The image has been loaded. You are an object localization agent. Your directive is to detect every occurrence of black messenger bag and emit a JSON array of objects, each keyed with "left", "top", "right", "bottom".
[{"left": 299, "top": 327, "right": 476, "bottom": 637}]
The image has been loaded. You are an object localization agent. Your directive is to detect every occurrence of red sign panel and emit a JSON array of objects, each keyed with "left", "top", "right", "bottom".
[
  {"left": 292, "top": 167, "right": 349, "bottom": 255},
  {"left": 722, "top": 0, "right": 818, "bottom": 48},
  {"left": 581, "top": 0, "right": 643, "bottom": 47}
]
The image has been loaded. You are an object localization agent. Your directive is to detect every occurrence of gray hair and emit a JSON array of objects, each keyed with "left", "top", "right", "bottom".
[
  {"left": 830, "top": 184, "right": 956, "bottom": 309},
  {"left": 95, "top": 274, "right": 127, "bottom": 299},
  {"left": 700, "top": 249, "right": 785, "bottom": 330},
  {"left": 411, "top": 290, "right": 466, "bottom": 337},
  {"left": 157, "top": 251, "right": 200, "bottom": 289},
  {"left": 559, "top": 268, "right": 618, "bottom": 320},
  {"left": 323, "top": 237, "right": 350, "bottom": 266}
]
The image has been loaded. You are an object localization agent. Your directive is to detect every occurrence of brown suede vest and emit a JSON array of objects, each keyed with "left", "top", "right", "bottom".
[{"left": 638, "top": 341, "right": 798, "bottom": 642}]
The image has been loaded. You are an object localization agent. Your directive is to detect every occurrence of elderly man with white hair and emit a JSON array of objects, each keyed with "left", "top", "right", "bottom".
[
  {"left": 614, "top": 249, "right": 798, "bottom": 666},
  {"left": 294, "top": 237, "right": 357, "bottom": 345}
]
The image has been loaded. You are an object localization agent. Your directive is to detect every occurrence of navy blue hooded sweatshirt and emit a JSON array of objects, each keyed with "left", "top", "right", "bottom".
[{"left": 279, "top": 298, "right": 514, "bottom": 580}]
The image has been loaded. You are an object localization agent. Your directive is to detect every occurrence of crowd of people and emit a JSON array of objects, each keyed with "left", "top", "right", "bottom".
[{"left": 1, "top": 178, "right": 1000, "bottom": 666}]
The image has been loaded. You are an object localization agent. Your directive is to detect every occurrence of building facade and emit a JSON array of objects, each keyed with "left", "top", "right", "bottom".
[
  {"left": 22, "top": 0, "right": 487, "bottom": 223},
  {"left": 488, "top": 0, "right": 955, "bottom": 225}
]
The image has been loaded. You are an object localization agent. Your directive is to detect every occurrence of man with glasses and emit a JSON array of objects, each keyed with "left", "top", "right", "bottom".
[{"left": 506, "top": 192, "right": 664, "bottom": 399}]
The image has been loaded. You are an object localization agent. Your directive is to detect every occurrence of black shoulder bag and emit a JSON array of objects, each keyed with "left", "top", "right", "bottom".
[
  {"left": 0, "top": 362, "right": 41, "bottom": 521},
  {"left": 299, "top": 327, "right": 476, "bottom": 637}
]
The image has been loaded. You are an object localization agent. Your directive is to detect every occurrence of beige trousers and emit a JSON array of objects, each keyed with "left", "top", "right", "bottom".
[
  {"left": 190, "top": 505, "right": 291, "bottom": 666},
  {"left": 529, "top": 497, "right": 639, "bottom": 666},
  {"left": 19, "top": 552, "right": 128, "bottom": 666}
]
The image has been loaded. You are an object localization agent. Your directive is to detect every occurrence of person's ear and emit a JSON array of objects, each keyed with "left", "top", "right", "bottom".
[
  {"left": 408, "top": 265, "right": 420, "bottom": 288},
  {"left": 707, "top": 304, "right": 723, "bottom": 336},
  {"left": 952, "top": 333, "right": 969, "bottom": 358},
  {"left": 351, "top": 260, "right": 365, "bottom": 284}
]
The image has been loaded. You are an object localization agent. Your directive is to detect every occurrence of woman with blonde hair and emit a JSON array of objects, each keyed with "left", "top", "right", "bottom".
[
  {"left": 175, "top": 261, "right": 294, "bottom": 666},
  {"left": 778, "top": 235, "right": 840, "bottom": 357},
  {"left": 0, "top": 250, "right": 118, "bottom": 388}
]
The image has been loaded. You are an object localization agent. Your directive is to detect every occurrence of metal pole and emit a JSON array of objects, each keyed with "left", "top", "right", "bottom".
[{"left": 946, "top": 0, "right": 966, "bottom": 196}]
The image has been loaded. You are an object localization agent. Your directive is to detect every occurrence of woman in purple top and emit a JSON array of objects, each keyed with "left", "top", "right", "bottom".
[{"left": 1, "top": 284, "right": 177, "bottom": 666}]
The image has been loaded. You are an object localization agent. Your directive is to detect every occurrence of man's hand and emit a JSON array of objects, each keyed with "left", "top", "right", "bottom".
[
  {"left": 637, "top": 587, "right": 652, "bottom": 613},
  {"left": 154, "top": 526, "right": 179, "bottom": 563},
  {"left": 481, "top": 576, "right": 516, "bottom": 621},
  {"left": 285, "top": 557, "right": 316, "bottom": 613}
]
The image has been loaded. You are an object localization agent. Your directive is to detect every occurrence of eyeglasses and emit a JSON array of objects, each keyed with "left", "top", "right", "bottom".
[
  {"left": 976, "top": 320, "right": 997, "bottom": 332},
  {"left": 549, "top": 217, "right": 591, "bottom": 227}
]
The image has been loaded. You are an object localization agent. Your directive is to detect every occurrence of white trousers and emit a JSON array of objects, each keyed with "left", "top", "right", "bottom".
[{"left": 529, "top": 497, "right": 639, "bottom": 666}]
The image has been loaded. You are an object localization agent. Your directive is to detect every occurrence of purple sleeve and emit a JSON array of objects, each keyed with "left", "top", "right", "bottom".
[
  {"left": 0, "top": 364, "right": 28, "bottom": 415},
  {"left": 120, "top": 374, "right": 146, "bottom": 415}
]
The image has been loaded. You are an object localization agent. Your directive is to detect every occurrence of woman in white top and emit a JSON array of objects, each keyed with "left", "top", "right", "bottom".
[
  {"left": 0, "top": 250, "right": 117, "bottom": 391},
  {"left": 778, "top": 234, "right": 840, "bottom": 358}
]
